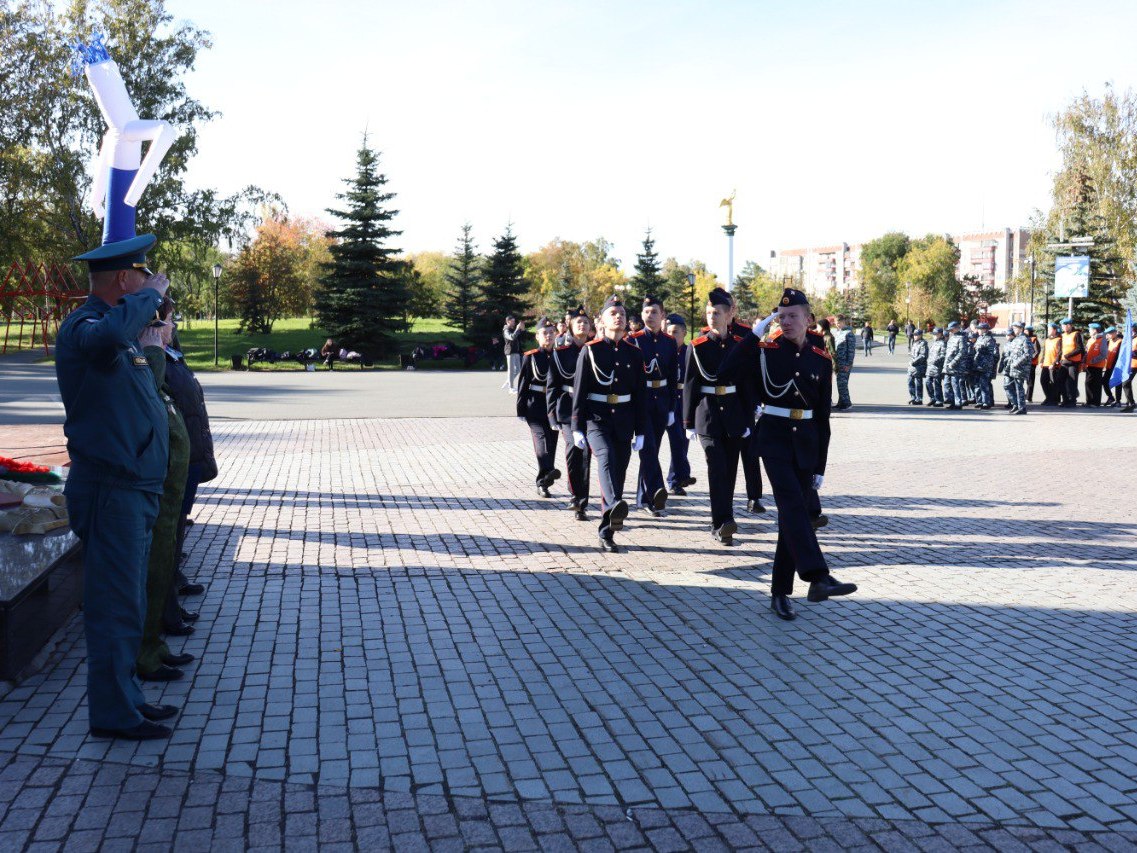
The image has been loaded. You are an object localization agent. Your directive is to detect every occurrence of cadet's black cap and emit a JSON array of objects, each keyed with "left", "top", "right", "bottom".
[
  {"left": 535, "top": 316, "right": 553, "bottom": 329},
  {"left": 707, "top": 287, "right": 732, "bottom": 307},
  {"left": 568, "top": 304, "right": 588, "bottom": 318},
  {"left": 73, "top": 233, "right": 157, "bottom": 274},
  {"left": 601, "top": 294, "right": 624, "bottom": 311},
  {"left": 665, "top": 313, "right": 686, "bottom": 327},
  {"left": 642, "top": 294, "right": 663, "bottom": 308},
  {"left": 778, "top": 287, "right": 809, "bottom": 308}
]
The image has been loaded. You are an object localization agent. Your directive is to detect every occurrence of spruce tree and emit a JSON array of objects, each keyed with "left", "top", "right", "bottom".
[
  {"left": 444, "top": 222, "right": 480, "bottom": 336},
  {"left": 475, "top": 224, "right": 527, "bottom": 339},
  {"left": 629, "top": 229, "right": 665, "bottom": 305},
  {"left": 315, "top": 138, "right": 407, "bottom": 356},
  {"left": 548, "top": 257, "right": 580, "bottom": 319}
]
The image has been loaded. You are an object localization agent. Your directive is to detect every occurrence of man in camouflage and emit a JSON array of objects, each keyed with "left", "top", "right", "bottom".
[
  {"left": 1001, "top": 320, "right": 1032, "bottom": 415},
  {"left": 972, "top": 322, "right": 999, "bottom": 409},
  {"left": 833, "top": 315, "right": 856, "bottom": 409},
  {"left": 924, "top": 327, "right": 946, "bottom": 407},
  {"left": 942, "top": 322, "right": 966, "bottom": 409},
  {"left": 906, "top": 328, "right": 928, "bottom": 405}
]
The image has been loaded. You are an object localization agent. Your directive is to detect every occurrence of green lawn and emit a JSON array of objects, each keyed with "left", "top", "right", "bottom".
[{"left": 174, "top": 317, "right": 476, "bottom": 371}]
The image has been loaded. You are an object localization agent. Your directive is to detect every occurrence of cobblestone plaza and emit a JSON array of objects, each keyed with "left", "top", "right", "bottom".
[{"left": 1, "top": 360, "right": 1135, "bottom": 851}]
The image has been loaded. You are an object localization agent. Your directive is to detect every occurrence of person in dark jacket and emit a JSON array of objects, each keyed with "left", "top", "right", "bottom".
[
  {"left": 516, "top": 320, "right": 560, "bottom": 496},
  {"left": 546, "top": 306, "right": 593, "bottom": 518}
]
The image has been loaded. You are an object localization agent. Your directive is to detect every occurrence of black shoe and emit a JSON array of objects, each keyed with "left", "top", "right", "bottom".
[
  {"left": 138, "top": 665, "right": 184, "bottom": 682},
  {"left": 771, "top": 594, "right": 797, "bottom": 621},
  {"left": 184, "top": 518, "right": 195, "bottom": 527},
  {"left": 598, "top": 534, "right": 619, "bottom": 553},
  {"left": 178, "top": 582, "right": 205, "bottom": 596},
  {"left": 537, "top": 469, "right": 562, "bottom": 489},
  {"left": 164, "top": 622, "right": 195, "bottom": 637},
  {"left": 807, "top": 575, "right": 858, "bottom": 602},
  {"left": 947, "top": 405, "right": 962, "bottom": 410},
  {"left": 608, "top": 500, "right": 628, "bottom": 531},
  {"left": 179, "top": 607, "right": 199, "bottom": 623},
  {"left": 679, "top": 477, "right": 697, "bottom": 487},
  {"left": 1013, "top": 407, "right": 1027, "bottom": 415},
  {"left": 670, "top": 486, "right": 687, "bottom": 496},
  {"left": 747, "top": 499, "right": 767, "bottom": 514},
  {"left": 931, "top": 402, "right": 943, "bottom": 408},
  {"left": 1122, "top": 406, "right": 1136, "bottom": 413},
  {"left": 811, "top": 514, "right": 829, "bottom": 530},
  {"left": 137, "top": 702, "right": 179, "bottom": 722},
  {"left": 538, "top": 486, "right": 552, "bottom": 498},
  {"left": 641, "top": 505, "right": 665, "bottom": 518},
  {"left": 161, "top": 652, "right": 195, "bottom": 667},
  {"left": 652, "top": 487, "right": 668, "bottom": 512},
  {"left": 90, "top": 721, "right": 172, "bottom": 741},
  {"left": 714, "top": 521, "right": 737, "bottom": 545}
]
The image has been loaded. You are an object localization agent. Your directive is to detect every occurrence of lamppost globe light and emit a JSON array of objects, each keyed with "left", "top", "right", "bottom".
[
  {"left": 212, "top": 262, "right": 222, "bottom": 279},
  {"left": 211, "top": 262, "right": 222, "bottom": 367}
]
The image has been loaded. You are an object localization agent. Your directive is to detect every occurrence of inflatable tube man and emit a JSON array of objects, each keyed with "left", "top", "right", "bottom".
[{"left": 72, "top": 34, "right": 179, "bottom": 244}]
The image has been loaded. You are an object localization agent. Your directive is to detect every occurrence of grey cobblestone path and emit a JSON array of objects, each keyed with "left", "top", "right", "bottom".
[{"left": 1, "top": 410, "right": 1135, "bottom": 850}]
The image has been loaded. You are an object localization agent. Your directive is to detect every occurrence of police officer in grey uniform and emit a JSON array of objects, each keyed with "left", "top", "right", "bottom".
[
  {"left": 906, "top": 328, "right": 928, "bottom": 404},
  {"left": 924, "top": 327, "right": 946, "bottom": 407},
  {"left": 942, "top": 321, "right": 965, "bottom": 409},
  {"left": 973, "top": 322, "right": 999, "bottom": 409},
  {"left": 55, "top": 234, "right": 178, "bottom": 740}
]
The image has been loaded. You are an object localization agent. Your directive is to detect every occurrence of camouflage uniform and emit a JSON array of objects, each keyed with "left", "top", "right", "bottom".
[
  {"left": 942, "top": 326, "right": 968, "bottom": 408},
  {"left": 973, "top": 330, "right": 999, "bottom": 408},
  {"left": 834, "top": 327, "right": 856, "bottom": 407},
  {"left": 907, "top": 334, "right": 928, "bottom": 403},
  {"left": 1001, "top": 329, "right": 1032, "bottom": 413},
  {"left": 924, "top": 330, "right": 946, "bottom": 406}
]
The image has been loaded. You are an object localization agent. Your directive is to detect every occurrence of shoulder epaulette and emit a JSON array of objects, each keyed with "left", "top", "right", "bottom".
[
  {"left": 734, "top": 321, "right": 752, "bottom": 330},
  {"left": 812, "top": 345, "right": 831, "bottom": 360},
  {"left": 524, "top": 348, "right": 539, "bottom": 356},
  {"left": 692, "top": 335, "right": 709, "bottom": 346},
  {"left": 659, "top": 330, "right": 674, "bottom": 339},
  {"left": 771, "top": 329, "right": 784, "bottom": 339},
  {"left": 628, "top": 329, "right": 645, "bottom": 338},
  {"left": 555, "top": 344, "right": 573, "bottom": 351},
  {"left": 756, "top": 341, "right": 779, "bottom": 349},
  {"left": 585, "top": 339, "right": 601, "bottom": 346},
  {"left": 807, "top": 329, "right": 823, "bottom": 338}
]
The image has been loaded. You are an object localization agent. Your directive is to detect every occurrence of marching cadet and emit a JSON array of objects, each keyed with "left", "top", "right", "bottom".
[
  {"left": 721, "top": 288, "right": 857, "bottom": 621},
  {"left": 906, "top": 328, "right": 928, "bottom": 404},
  {"left": 1058, "top": 317, "right": 1085, "bottom": 407},
  {"left": 730, "top": 304, "right": 767, "bottom": 513},
  {"left": 1024, "top": 325, "right": 1041, "bottom": 403},
  {"left": 664, "top": 313, "right": 695, "bottom": 495},
  {"left": 1104, "top": 326, "right": 1122, "bottom": 407},
  {"left": 942, "top": 321, "right": 965, "bottom": 409},
  {"left": 924, "top": 327, "right": 946, "bottom": 407},
  {"left": 627, "top": 296, "right": 677, "bottom": 517},
  {"left": 973, "top": 322, "right": 998, "bottom": 409},
  {"left": 1040, "top": 322, "right": 1062, "bottom": 405},
  {"left": 1083, "top": 322, "right": 1108, "bottom": 407},
  {"left": 516, "top": 319, "right": 560, "bottom": 497},
  {"left": 547, "top": 305, "right": 593, "bottom": 519},
  {"left": 683, "top": 288, "right": 753, "bottom": 546},
  {"left": 1001, "top": 320, "right": 1031, "bottom": 414},
  {"left": 571, "top": 295, "right": 649, "bottom": 552}
]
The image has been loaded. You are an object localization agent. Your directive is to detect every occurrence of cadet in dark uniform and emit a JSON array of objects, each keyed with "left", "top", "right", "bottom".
[
  {"left": 664, "top": 313, "right": 694, "bottom": 495},
  {"left": 722, "top": 288, "right": 857, "bottom": 621},
  {"left": 571, "top": 295, "right": 649, "bottom": 552},
  {"left": 627, "top": 296, "right": 676, "bottom": 516},
  {"left": 516, "top": 319, "right": 560, "bottom": 497},
  {"left": 55, "top": 234, "right": 178, "bottom": 740},
  {"left": 728, "top": 306, "right": 767, "bottom": 514},
  {"left": 547, "top": 305, "right": 593, "bottom": 519},
  {"left": 683, "top": 289, "right": 752, "bottom": 545}
]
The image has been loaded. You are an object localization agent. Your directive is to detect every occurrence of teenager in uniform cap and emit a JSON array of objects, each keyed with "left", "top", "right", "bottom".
[
  {"left": 721, "top": 288, "right": 857, "bottom": 621},
  {"left": 547, "top": 306, "right": 593, "bottom": 519},
  {"left": 55, "top": 233, "right": 179, "bottom": 739},
  {"left": 627, "top": 295, "right": 676, "bottom": 516},
  {"left": 683, "top": 288, "right": 752, "bottom": 545},
  {"left": 571, "top": 295, "right": 649, "bottom": 552},
  {"left": 728, "top": 302, "right": 766, "bottom": 513},
  {"left": 664, "top": 313, "right": 695, "bottom": 495},
  {"left": 1040, "top": 322, "right": 1062, "bottom": 405},
  {"left": 1058, "top": 317, "right": 1085, "bottom": 407},
  {"left": 516, "top": 319, "right": 561, "bottom": 497}
]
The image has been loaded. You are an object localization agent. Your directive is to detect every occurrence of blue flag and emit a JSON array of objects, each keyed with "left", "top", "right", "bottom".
[{"left": 1109, "top": 308, "right": 1133, "bottom": 388}]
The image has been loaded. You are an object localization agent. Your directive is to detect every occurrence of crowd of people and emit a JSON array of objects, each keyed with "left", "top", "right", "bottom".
[
  {"left": 514, "top": 286, "right": 856, "bottom": 622},
  {"left": 55, "top": 234, "right": 216, "bottom": 741},
  {"left": 899, "top": 318, "right": 1136, "bottom": 413}
]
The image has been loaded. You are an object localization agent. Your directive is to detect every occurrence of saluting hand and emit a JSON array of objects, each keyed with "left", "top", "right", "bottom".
[
  {"left": 145, "top": 273, "right": 170, "bottom": 298},
  {"left": 138, "top": 325, "right": 164, "bottom": 349}
]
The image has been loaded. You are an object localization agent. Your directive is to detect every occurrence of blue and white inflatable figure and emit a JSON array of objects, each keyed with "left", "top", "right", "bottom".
[{"left": 71, "top": 34, "right": 179, "bottom": 245}]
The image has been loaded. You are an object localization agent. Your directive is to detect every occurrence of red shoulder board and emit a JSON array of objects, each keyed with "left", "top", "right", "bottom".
[
  {"left": 692, "top": 335, "right": 709, "bottom": 345},
  {"left": 756, "top": 341, "right": 779, "bottom": 349},
  {"left": 628, "top": 329, "right": 645, "bottom": 338},
  {"left": 734, "top": 321, "right": 752, "bottom": 330},
  {"left": 812, "top": 345, "right": 831, "bottom": 360},
  {"left": 585, "top": 339, "right": 601, "bottom": 346},
  {"left": 771, "top": 329, "right": 784, "bottom": 339},
  {"left": 659, "top": 330, "right": 674, "bottom": 339},
  {"left": 555, "top": 344, "right": 573, "bottom": 351},
  {"left": 524, "top": 348, "right": 539, "bottom": 356},
  {"left": 807, "top": 329, "right": 823, "bottom": 338}
]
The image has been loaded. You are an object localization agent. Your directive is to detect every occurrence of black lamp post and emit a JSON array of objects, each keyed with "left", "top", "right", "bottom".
[{"left": 212, "top": 262, "right": 222, "bottom": 366}]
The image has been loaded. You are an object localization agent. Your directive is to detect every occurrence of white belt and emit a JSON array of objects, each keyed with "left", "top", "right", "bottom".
[
  {"left": 647, "top": 379, "right": 668, "bottom": 389},
  {"left": 588, "top": 392, "right": 631, "bottom": 404},
  {"left": 677, "top": 382, "right": 684, "bottom": 390},
  {"left": 561, "top": 384, "right": 574, "bottom": 393},
  {"left": 763, "top": 404, "right": 813, "bottom": 420},
  {"left": 529, "top": 384, "right": 545, "bottom": 392},
  {"left": 700, "top": 385, "right": 736, "bottom": 395}
]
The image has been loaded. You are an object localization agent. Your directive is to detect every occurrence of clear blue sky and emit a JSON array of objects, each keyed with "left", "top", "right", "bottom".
[{"left": 170, "top": 0, "right": 1137, "bottom": 278}]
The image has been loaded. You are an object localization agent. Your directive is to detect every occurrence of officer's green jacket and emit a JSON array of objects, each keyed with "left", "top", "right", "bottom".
[{"left": 55, "top": 289, "right": 169, "bottom": 491}]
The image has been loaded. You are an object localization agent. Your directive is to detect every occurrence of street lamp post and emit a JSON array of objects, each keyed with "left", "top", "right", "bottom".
[{"left": 212, "top": 262, "right": 222, "bottom": 367}]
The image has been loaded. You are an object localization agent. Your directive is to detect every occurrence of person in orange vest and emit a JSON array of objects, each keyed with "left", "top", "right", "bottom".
[
  {"left": 1039, "top": 322, "right": 1062, "bottom": 406},
  {"left": 1024, "top": 325, "right": 1042, "bottom": 403},
  {"left": 1082, "top": 322, "right": 1108, "bottom": 407},
  {"left": 1057, "top": 317, "right": 1085, "bottom": 408},
  {"left": 1104, "top": 326, "right": 1123, "bottom": 407}
]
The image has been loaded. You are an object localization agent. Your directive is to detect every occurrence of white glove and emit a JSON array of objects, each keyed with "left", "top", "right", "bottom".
[
  {"left": 572, "top": 431, "right": 587, "bottom": 450},
  {"left": 753, "top": 311, "right": 777, "bottom": 338},
  {"left": 632, "top": 435, "right": 644, "bottom": 452},
  {"left": 145, "top": 273, "right": 170, "bottom": 298},
  {"left": 667, "top": 411, "right": 676, "bottom": 427},
  {"left": 742, "top": 428, "right": 750, "bottom": 439},
  {"left": 754, "top": 406, "right": 763, "bottom": 420},
  {"left": 685, "top": 429, "right": 696, "bottom": 441},
  {"left": 812, "top": 474, "right": 824, "bottom": 491}
]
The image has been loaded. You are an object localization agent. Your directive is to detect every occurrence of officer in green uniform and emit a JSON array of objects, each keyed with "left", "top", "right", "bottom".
[
  {"left": 136, "top": 306, "right": 193, "bottom": 682},
  {"left": 55, "top": 234, "right": 177, "bottom": 740}
]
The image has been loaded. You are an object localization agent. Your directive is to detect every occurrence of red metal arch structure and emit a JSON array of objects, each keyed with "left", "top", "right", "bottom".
[{"left": 0, "top": 262, "right": 87, "bottom": 355}]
